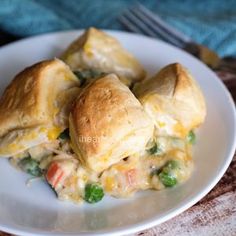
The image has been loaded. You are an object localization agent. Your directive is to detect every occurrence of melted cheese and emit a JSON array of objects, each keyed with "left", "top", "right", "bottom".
[
  {"left": 84, "top": 43, "right": 94, "bottom": 58},
  {"left": 104, "top": 176, "right": 115, "bottom": 192},
  {"left": 47, "top": 126, "right": 62, "bottom": 140}
]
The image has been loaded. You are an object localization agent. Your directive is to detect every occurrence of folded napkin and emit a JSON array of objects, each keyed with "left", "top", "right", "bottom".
[{"left": 0, "top": 0, "right": 235, "bottom": 56}]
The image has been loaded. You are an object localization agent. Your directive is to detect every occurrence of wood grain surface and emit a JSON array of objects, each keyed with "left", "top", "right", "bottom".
[
  {"left": 134, "top": 156, "right": 236, "bottom": 236},
  {"left": 0, "top": 38, "right": 235, "bottom": 235}
]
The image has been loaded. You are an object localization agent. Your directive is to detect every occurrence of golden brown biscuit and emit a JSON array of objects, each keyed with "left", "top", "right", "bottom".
[
  {"left": 61, "top": 27, "right": 146, "bottom": 85},
  {"left": 134, "top": 63, "right": 206, "bottom": 138},
  {"left": 0, "top": 59, "right": 80, "bottom": 157},
  {"left": 69, "top": 74, "right": 154, "bottom": 172}
]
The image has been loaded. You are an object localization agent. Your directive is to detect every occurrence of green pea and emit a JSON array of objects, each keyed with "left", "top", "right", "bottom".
[
  {"left": 159, "top": 172, "right": 177, "bottom": 187},
  {"left": 148, "top": 143, "right": 163, "bottom": 155},
  {"left": 187, "top": 130, "right": 196, "bottom": 144},
  {"left": 73, "top": 71, "right": 86, "bottom": 86},
  {"left": 158, "top": 160, "right": 179, "bottom": 187},
  {"left": 88, "top": 69, "right": 105, "bottom": 78},
  {"left": 84, "top": 183, "right": 104, "bottom": 204},
  {"left": 74, "top": 69, "right": 106, "bottom": 87},
  {"left": 19, "top": 157, "right": 42, "bottom": 177}
]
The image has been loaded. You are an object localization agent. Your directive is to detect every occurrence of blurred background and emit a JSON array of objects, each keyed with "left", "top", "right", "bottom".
[{"left": 0, "top": 0, "right": 236, "bottom": 57}]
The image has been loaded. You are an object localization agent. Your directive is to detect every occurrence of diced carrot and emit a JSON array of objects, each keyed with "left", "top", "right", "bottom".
[
  {"left": 46, "top": 162, "right": 65, "bottom": 188},
  {"left": 125, "top": 168, "right": 137, "bottom": 187}
]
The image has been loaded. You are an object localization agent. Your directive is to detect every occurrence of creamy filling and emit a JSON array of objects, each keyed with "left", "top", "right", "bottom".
[{"left": 10, "top": 133, "right": 194, "bottom": 204}]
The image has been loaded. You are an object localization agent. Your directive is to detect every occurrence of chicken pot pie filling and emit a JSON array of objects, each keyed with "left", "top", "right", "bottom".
[
  {"left": 9, "top": 129, "right": 195, "bottom": 204},
  {"left": 0, "top": 28, "right": 206, "bottom": 205}
]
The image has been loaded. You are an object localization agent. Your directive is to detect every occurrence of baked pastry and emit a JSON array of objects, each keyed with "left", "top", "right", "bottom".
[
  {"left": 69, "top": 73, "right": 154, "bottom": 172},
  {"left": 61, "top": 27, "right": 146, "bottom": 86},
  {"left": 0, "top": 59, "right": 80, "bottom": 157},
  {"left": 134, "top": 63, "right": 206, "bottom": 138}
]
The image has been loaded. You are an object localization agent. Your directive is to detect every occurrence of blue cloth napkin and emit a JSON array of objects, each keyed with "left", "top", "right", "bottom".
[{"left": 0, "top": 0, "right": 235, "bottom": 56}]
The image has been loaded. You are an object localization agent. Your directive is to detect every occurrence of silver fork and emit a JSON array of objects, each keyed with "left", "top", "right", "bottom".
[{"left": 119, "top": 3, "right": 236, "bottom": 74}]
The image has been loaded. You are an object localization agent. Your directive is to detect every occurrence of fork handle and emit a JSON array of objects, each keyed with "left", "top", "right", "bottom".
[
  {"left": 190, "top": 43, "right": 236, "bottom": 98},
  {"left": 184, "top": 42, "right": 236, "bottom": 74},
  {"left": 183, "top": 42, "right": 220, "bottom": 69}
]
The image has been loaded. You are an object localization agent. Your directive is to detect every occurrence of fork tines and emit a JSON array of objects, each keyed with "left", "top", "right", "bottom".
[{"left": 119, "top": 3, "right": 192, "bottom": 48}]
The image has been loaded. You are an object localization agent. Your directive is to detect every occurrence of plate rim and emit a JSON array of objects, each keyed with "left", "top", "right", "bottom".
[{"left": 0, "top": 29, "right": 235, "bottom": 236}]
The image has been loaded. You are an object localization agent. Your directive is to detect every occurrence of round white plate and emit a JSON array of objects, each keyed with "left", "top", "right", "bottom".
[{"left": 0, "top": 30, "right": 235, "bottom": 236}]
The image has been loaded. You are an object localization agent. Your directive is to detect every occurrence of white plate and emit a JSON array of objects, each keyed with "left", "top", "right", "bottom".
[{"left": 0, "top": 30, "right": 235, "bottom": 236}]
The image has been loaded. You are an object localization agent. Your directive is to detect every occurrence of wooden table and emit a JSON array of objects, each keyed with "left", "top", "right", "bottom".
[{"left": 0, "top": 36, "right": 235, "bottom": 236}]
